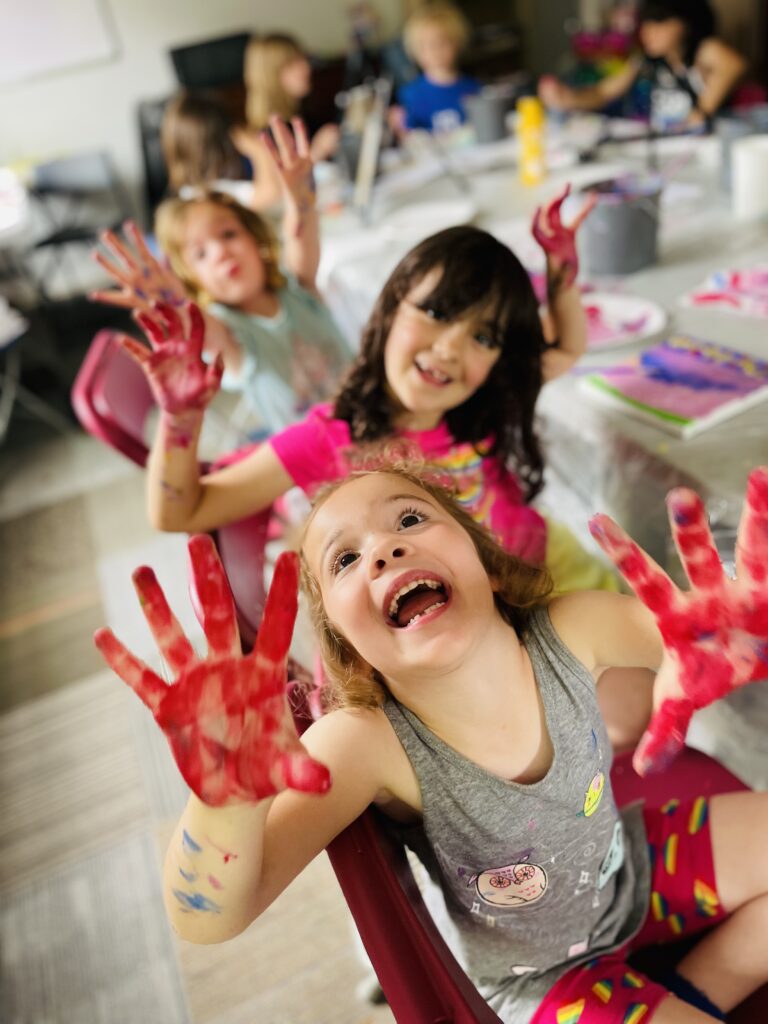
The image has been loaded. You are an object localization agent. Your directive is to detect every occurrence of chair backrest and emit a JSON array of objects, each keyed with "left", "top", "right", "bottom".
[
  {"left": 72, "top": 328, "right": 275, "bottom": 652},
  {"left": 71, "top": 329, "right": 154, "bottom": 467},
  {"left": 32, "top": 151, "right": 120, "bottom": 195}
]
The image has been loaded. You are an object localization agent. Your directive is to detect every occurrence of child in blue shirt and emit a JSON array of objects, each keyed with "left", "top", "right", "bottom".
[{"left": 397, "top": 2, "right": 481, "bottom": 132}]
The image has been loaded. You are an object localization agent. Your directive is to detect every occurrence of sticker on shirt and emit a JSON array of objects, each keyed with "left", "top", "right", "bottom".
[
  {"left": 580, "top": 770, "right": 606, "bottom": 818},
  {"left": 597, "top": 821, "right": 625, "bottom": 890},
  {"left": 468, "top": 853, "right": 548, "bottom": 907}
]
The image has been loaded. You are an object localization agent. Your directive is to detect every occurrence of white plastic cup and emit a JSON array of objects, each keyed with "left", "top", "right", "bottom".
[{"left": 732, "top": 134, "right": 768, "bottom": 221}]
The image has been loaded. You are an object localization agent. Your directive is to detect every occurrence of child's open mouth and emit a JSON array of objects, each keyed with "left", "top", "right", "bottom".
[
  {"left": 414, "top": 357, "right": 452, "bottom": 387},
  {"left": 384, "top": 572, "right": 451, "bottom": 628}
]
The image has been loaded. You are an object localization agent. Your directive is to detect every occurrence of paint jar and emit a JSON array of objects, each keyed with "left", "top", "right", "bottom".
[
  {"left": 577, "top": 175, "right": 662, "bottom": 276},
  {"left": 716, "top": 115, "right": 755, "bottom": 192},
  {"left": 517, "top": 96, "right": 546, "bottom": 186},
  {"left": 464, "top": 86, "right": 511, "bottom": 145}
]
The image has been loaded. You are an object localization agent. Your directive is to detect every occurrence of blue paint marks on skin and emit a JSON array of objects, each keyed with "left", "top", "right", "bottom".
[
  {"left": 182, "top": 830, "right": 203, "bottom": 854},
  {"left": 179, "top": 867, "right": 197, "bottom": 882},
  {"left": 672, "top": 507, "right": 695, "bottom": 526},
  {"left": 136, "top": 287, "right": 148, "bottom": 300},
  {"left": 172, "top": 889, "right": 222, "bottom": 913}
]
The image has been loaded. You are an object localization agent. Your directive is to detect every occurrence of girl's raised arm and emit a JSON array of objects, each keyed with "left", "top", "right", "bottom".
[
  {"left": 262, "top": 116, "right": 321, "bottom": 294},
  {"left": 95, "top": 538, "right": 381, "bottom": 942},
  {"left": 119, "top": 301, "right": 293, "bottom": 533},
  {"left": 531, "top": 186, "right": 596, "bottom": 381}
]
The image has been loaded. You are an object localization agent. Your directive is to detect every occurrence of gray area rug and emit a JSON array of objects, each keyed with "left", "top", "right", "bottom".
[{"left": 2, "top": 832, "right": 189, "bottom": 1024}]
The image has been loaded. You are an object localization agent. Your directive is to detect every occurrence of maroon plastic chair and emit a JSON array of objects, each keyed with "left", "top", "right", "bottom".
[
  {"left": 70, "top": 328, "right": 271, "bottom": 650},
  {"left": 71, "top": 328, "right": 155, "bottom": 468}
]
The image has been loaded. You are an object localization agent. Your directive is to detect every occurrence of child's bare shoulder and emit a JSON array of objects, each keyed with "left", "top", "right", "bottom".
[
  {"left": 302, "top": 703, "right": 415, "bottom": 800},
  {"left": 547, "top": 590, "right": 637, "bottom": 668}
]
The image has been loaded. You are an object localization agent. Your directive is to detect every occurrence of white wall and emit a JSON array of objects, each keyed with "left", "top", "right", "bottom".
[{"left": 0, "top": 0, "right": 403, "bottom": 205}]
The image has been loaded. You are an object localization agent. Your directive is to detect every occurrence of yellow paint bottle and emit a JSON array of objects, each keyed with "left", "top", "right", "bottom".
[{"left": 517, "top": 96, "right": 547, "bottom": 186}]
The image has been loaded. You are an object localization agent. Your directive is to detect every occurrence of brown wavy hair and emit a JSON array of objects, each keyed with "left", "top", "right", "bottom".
[
  {"left": 333, "top": 225, "right": 548, "bottom": 502},
  {"left": 161, "top": 91, "right": 244, "bottom": 193},
  {"left": 154, "top": 190, "right": 286, "bottom": 304},
  {"left": 299, "top": 460, "right": 553, "bottom": 712}
]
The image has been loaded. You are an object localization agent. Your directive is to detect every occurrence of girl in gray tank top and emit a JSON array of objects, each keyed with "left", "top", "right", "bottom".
[{"left": 103, "top": 463, "right": 768, "bottom": 1024}]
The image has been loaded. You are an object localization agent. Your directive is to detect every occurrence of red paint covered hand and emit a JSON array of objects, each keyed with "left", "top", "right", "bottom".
[
  {"left": 117, "top": 301, "right": 222, "bottom": 416},
  {"left": 590, "top": 467, "right": 768, "bottom": 775},
  {"left": 94, "top": 536, "right": 331, "bottom": 806},
  {"left": 531, "top": 185, "right": 596, "bottom": 290}
]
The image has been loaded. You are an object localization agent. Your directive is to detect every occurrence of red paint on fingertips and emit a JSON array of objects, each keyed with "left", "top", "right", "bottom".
[
  {"left": 255, "top": 552, "right": 299, "bottom": 665},
  {"left": 188, "top": 536, "right": 238, "bottom": 655}
]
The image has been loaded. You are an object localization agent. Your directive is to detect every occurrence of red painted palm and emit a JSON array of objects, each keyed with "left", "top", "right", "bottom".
[
  {"left": 95, "top": 536, "right": 330, "bottom": 806},
  {"left": 590, "top": 467, "right": 768, "bottom": 775}
]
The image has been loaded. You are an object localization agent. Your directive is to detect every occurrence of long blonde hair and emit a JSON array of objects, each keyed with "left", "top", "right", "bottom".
[
  {"left": 154, "top": 190, "right": 285, "bottom": 304},
  {"left": 299, "top": 460, "right": 553, "bottom": 713},
  {"left": 244, "top": 33, "right": 305, "bottom": 129}
]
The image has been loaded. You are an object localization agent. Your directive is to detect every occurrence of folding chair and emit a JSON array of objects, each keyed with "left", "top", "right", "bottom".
[
  {"left": 71, "top": 328, "right": 272, "bottom": 649},
  {"left": 29, "top": 151, "right": 133, "bottom": 298}
]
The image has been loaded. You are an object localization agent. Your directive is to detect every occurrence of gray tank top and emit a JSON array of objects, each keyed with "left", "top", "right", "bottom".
[{"left": 383, "top": 606, "right": 650, "bottom": 1024}]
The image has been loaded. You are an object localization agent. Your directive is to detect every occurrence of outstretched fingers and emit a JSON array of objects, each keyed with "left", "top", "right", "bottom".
[
  {"left": 666, "top": 487, "right": 725, "bottom": 592},
  {"left": 186, "top": 302, "right": 206, "bottom": 360},
  {"left": 735, "top": 466, "right": 768, "bottom": 587},
  {"left": 544, "top": 183, "right": 569, "bottom": 232},
  {"left": 132, "top": 566, "right": 195, "bottom": 674},
  {"left": 279, "top": 748, "right": 332, "bottom": 794},
  {"left": 254, "top": 551, "right": 299, "bottom": 675},
  {"left": 291, "top": 117, "right": 311, "bottom": 159},
  {"left": 589, "top": 513, "right": 679, "bottom": 615},
  {"left": 94, "top": 628, "right": 167, "bottom": 714},
  {"left": 568, "top": 191, "right": 597, "bottom": 231},
  {"left": 269, "top": 115, "right": 297, "bottom": 169},
  {"left": 115, "top": 333, "right": 152, "bottom": 366},
  {"left": 187, "top": 535, "right": 240, "bottom": 658}
]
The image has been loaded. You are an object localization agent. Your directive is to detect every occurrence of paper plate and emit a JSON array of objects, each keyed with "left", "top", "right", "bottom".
[
  {"left": 379, "top": 197, "right": 477, "bottom": 240},
  {"left": 583, "top": 293, "right": 667, "bottom": 350}
]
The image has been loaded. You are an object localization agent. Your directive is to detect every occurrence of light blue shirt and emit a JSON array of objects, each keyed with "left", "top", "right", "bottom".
[{"left": 211, "top": 278, "right": 352, "bottom": 435}]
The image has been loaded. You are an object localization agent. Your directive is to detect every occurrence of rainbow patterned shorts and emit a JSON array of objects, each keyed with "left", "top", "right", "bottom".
[{"left": 530, "top": 796, "right": 725, "bottom": 1024}]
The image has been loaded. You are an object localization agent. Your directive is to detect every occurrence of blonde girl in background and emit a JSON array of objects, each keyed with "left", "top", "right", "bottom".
[
  {"left": 245, "top": 33, "right": 341, "bottom": 164},
  {"left": 91, "top": 117, "right": 351, "bottom": 436}
]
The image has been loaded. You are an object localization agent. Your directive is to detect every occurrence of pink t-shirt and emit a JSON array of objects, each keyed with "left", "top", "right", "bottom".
[{"left": 269, "top": 404, "right": 547, "bottom": 563}]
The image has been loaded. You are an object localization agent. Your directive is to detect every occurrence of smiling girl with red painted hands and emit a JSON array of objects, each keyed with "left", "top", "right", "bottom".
[
  {"left": 98, "top": 463, "right": 768, "bottom": 1023},
  {"left": 91, "top": 116, "right": 351, "bottom": 436}
]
